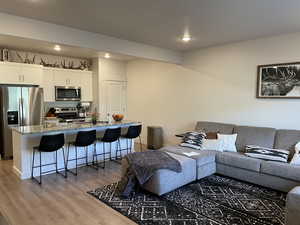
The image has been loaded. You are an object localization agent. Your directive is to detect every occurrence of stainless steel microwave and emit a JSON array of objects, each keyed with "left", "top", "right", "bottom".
[{"left": 55, "top": 86, "right": 81, "bottom": 101}]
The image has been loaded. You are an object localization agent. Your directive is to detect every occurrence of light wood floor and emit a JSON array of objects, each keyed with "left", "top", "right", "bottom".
[{"left": 0, "top": 159, "right": 137, "bottom": 225}]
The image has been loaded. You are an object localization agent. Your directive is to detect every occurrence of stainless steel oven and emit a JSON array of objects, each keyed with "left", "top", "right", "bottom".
[{"left": 55, "top": 86, "right": 81, "bottom": 101}]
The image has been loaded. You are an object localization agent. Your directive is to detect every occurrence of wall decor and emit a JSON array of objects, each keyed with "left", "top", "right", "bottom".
[
  {"left": 1, "top": 49, "right": 10, "bottom": 61},
  {"left": 257, "top": 62, "right": 300, "bottom": 98},
  {"left": 6, "top": 49, "right": 91, "bottom": 70},
  {"left": 16, "top": 52, "right": 36, "bottom": 64}
]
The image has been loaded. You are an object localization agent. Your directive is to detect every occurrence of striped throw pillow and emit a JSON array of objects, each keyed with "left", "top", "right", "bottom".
[
  {"left": 245, "top": 145, "right": 289, "bottom": 163},
  {"left": 180, "top": 131, "right": 206, "bottom": 150}
]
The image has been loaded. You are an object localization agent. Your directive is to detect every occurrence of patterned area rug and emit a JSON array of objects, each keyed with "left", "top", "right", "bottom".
[{"left": 88, "top": 175, "right": 286, "bottom": 225}]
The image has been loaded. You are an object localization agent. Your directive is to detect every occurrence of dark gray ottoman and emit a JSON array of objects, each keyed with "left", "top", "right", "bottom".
[{"left": 121, "top": 152, "right": 197, "bottom": 195}]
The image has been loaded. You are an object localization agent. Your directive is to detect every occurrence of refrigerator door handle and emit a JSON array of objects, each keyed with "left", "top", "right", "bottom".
[{"left": 19, "top": 98, "right": 23, "bottom": 126}]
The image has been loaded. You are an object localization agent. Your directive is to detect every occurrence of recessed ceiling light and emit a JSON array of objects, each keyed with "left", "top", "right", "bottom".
[
  {"left": 182, "top": 36, "right": 191, "bottom": 42},
  {"left": 104, "top": 53, "right": 110, "bottom": 58},
  {"left": 54, "top": 45, "right": 61, "bottom": 51}
]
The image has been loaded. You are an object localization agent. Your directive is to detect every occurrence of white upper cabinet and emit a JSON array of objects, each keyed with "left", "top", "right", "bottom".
[
  {"left": 44, "top": 67, "right": 93, "bottom": 102},
  {"left": 0, "top": 62, "right": 42, "bottom": 85},
  {"left": 41, "top": 68, "right": 55, "bottom": 102},
  {"left": 20, "top": 64, "right": 43, "bottom": 85},
  {"left": 79, "top": 71, "right": 93, "bottom": 102},
  {"left": 0, "top": 62, "right": 93, "bottom": 102}
]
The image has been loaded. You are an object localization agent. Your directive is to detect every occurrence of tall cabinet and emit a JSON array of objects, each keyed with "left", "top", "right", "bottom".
[{"left": 92, "top": 58, "right": 127, "bottom": 120}]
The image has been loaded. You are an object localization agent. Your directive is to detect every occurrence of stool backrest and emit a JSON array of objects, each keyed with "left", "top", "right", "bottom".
[
  {"left": 39, "top": 133, "right": 65, "bottom": 152},
  {"left": 75, "top": 130, "right": 96, "bottom": 147},
  {"left": 102, "top": 127, "right": 121, "bottom": 143},
  {"left": 124, "top": 125, "right": 142, "bottom": 139}
]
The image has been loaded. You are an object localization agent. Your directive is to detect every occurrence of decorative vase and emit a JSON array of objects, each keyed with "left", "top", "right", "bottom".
[{"left": 91, "top": 118, "right": 97, "bottom": 125}]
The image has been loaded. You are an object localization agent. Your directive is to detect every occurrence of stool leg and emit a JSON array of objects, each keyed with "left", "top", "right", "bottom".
[
  {"left": 93, "top": 143, "right": 99, "bottom": 170},
  {"left": 109, "top": 143, "right": 112, "bottom": 160},
  {"left": 66, "top": 144, "right": 70, "bottom": 171},
  {"left": 55, "top": 150, "right": 58, "bottom": 173},
  {"left": 31, "top": 149, "right": 35, "bottom": 179},
  {"left": 139, "top": 136, "right": 142, "bottom": 152},
  {"left": 118, "top": 139, "right": 122, "bottom": 159},
  {"left": 75, "top": 146, "right": 78, "bottom": 176},
  {"left": 86, "top": 146, "right": 88, "bottom": 166},
  {"left": 103, "top": 142, "right": 106, "bottom": 169},
  {"left": 62, "top": 147, "right": 67, "bottom": 178},
  {"left": 126, "top": 139, "right": 129, "bottom": 155},
  {"left": 129, "top": 139, "right": 132, "bottom": 153},
  {"left": 39, "top": 151, "right": 42, "bottom": 185},
  {"left": 115, "top": 139, "right": 120, "bottom": 160}
]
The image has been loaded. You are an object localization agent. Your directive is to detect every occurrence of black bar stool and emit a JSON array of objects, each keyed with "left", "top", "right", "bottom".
[
  {"left": 121, "top": 125, "right": 142, "bottom": 154},
  {"left": 66, "top": 130, "right": 97, "bottom": 176},
  {"left": 31, "top": 133, "right": 66, "bottom": 185},
  {"left": 96, "top": 127, "right": 121, "bottom": 168}
]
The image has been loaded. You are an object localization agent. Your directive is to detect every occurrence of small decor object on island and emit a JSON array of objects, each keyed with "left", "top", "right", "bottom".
[
  {"left": 257, "top": 62, "right": 300, "bottom": 98},
  {"left": 112, "top": 114, "right": 124, "bottom": 122},
  {"left": 91, "top": 112, "right": 98, "bottom": 125}
]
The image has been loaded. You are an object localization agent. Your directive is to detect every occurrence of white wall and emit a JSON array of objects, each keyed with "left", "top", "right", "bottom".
[{"left": 127, "top": 32, "right": 300, "bottom": 145}]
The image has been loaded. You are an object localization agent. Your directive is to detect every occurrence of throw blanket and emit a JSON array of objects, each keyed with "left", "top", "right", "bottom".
[{"left": 117, "top": 151, "right": 182, "bottom": 197}]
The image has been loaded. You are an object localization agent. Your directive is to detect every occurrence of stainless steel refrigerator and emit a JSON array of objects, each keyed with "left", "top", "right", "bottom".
[{"left": 0, "top": 86, "right": 44, "bottom": 159}]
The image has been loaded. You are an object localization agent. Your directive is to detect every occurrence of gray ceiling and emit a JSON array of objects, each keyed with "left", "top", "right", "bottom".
[
  {"left": 1, "top": 0, "right": 300, "bottom": 51},
  {"left": 0, "top": 34, "right": 137, "bottom": 60}
]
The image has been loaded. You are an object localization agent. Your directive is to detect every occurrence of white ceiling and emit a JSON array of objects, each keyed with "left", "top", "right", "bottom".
[
  {"left": 1, "top": 0, "right": 300, "bottom": 51},
  {"left": 0, "top": 34, "right": 137, "bottom": 61}
]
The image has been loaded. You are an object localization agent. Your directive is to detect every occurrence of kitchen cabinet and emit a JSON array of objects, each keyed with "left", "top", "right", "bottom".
[
  {"left": 80, "top": 71, "right": 93, "bottom": 102},
  {"left": 41, "top": 68, "right": 55, "bottom": 102},
  {"left": 0, "top": 62, "right": 92, "bottom": 102},
  {"left": 0, "top": 62, "right": 42, "bottom": 85},
  {"left": 42, "top": 67, "right": 93, "bottom": 102},
  {"left": 53, "top": 69, "right": 81, "bottom": 87}
]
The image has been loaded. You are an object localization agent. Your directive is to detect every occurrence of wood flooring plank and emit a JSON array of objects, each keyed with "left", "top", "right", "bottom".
[{"left": 0, "top": 160, "right": 136, "bottom": 225}]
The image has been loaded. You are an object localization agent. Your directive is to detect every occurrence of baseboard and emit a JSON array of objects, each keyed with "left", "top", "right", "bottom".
[{"left": 12, "top": 166, "right": 23, "bottom": 179}]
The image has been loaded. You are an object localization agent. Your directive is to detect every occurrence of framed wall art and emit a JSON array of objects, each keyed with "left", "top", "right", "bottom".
[{"left": 257, "top": 62, "right": 300, "bottom": 98}]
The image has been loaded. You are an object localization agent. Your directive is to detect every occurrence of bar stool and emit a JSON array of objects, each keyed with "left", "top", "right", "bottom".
[
  {"left": 95, "top": 127, "right": 121, "bottom": 168},
  {"left": 66, "top": 130, "right": 97, "bottom": 176},
  {"left": 31, "top": 133, "right": 66, "bottom": 185},
  {"left": 121, "top": 125, "right": 142, "bottom": 154}
]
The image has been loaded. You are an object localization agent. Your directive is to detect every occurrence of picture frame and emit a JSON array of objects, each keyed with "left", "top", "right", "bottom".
[{"left": 257, "top": 62, "right": 300, "bottom": 99}]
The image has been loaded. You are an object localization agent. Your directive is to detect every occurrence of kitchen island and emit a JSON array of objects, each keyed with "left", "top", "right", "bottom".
[{"left": 12, "top": 121, "right": 140, "bottom": 180}]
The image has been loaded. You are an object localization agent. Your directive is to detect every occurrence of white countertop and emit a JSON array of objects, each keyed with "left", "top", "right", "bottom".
[{"left": 12, "top": 120, "right": 140, "bottom": 135}]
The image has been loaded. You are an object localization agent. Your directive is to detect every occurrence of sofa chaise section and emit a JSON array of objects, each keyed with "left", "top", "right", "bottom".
[
  {"left": 122, "top": 152, "right": 197, "bottom": 196},
  {"left": 160, "top": 145, "right": 217, "bottom": 179}
]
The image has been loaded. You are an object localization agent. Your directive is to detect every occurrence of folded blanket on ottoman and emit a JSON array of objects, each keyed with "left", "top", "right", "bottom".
[{"left": 117, "top": 151, "right": 182, "bottom": 197}]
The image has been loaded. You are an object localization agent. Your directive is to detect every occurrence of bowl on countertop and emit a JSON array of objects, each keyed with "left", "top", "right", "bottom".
[{"left": 112, "top": 114, "right": 124, "bottom": 122}]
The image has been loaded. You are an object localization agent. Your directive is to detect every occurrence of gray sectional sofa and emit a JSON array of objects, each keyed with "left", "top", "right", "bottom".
[
  {"left": 160, "top": 121, "right": 300, "bottom": 193},
  {"left": 140, "top": 121, "right": 300, "bottom": 225}
]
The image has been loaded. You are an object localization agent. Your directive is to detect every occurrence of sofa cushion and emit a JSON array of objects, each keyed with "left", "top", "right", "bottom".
[
  {"left": 274, "top": 130, "right": 300, "bottom": 157},
  {"left": 234, "top": 126, "right": 276, "bottom": 152},
  {"left": 160, "top": 145, "right": 216, "bottom": 167},
  {"left": 195, "top": 121, "right": 235, "bottom": 134},
  {"left": 261, "top": 161, "right": 300, "bottom": 182},
  {"left": 122, "top": 152, "right": 197, "bottom": 196},
  {"left": 216, "top": 152, "right": 262, "bottom": 172}
]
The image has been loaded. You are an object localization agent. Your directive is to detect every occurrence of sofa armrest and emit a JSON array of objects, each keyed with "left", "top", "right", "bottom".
[{"left": 286, "top": 186, "right": 300, "bottom": 225}]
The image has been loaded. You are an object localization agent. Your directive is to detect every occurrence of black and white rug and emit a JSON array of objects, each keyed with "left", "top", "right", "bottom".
[{"left": 88, "top": 175, "right": 286, "bottom": 225}]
